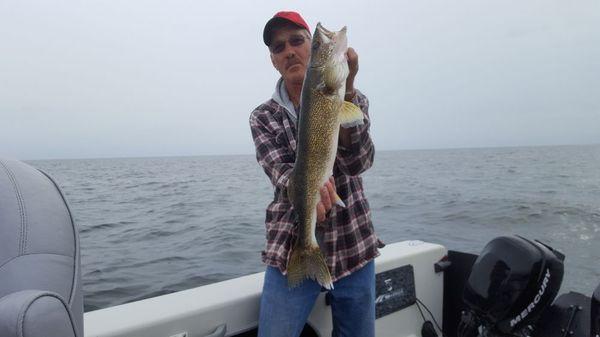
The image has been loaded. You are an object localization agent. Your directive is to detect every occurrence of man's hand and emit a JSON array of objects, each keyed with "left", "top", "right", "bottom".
[
  {"left": 316, "top": 176, "right": 337, "bottom": 223},
  {"left": 345, "top": 47, "right": 359, "bottom": 100}
]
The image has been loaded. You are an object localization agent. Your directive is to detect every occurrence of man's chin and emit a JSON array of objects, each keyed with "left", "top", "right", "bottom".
[
  {"left": 285, "top": 66, "right": 305, "bottom": 80},
  {"left": 284, "top": 72, "right": 305, "bottom": 83}
]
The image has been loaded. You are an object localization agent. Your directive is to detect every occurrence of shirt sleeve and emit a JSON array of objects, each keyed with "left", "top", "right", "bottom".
[
  {"left": 250, "top": 107, "right": 294, "bottom": 190},
  {"left": 336, "top": 89, "right": 375, "bottom": 176}
]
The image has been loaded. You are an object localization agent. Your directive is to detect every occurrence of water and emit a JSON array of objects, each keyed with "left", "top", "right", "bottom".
[{"left": 30, "top": 145, "right": 600, "bottom": 312}]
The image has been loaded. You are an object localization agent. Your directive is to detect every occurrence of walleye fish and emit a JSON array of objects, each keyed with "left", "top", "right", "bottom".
[{"left": 287, "top": 23, "right": 365, "bottom": 289}]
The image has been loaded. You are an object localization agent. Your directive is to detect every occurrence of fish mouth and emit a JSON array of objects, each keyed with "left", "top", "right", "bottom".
[
  {"left": 316, "top": 23, "right": 333, "bottom": 38},
  {"left": 316, "top": 23, "right": 347, "bottom": 41},
  {"left": 315, "top": 23, "right": 348, "bottom": 59}
]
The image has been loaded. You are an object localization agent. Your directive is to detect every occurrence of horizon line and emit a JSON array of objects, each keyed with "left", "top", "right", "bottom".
[{"left": 17, "top": 142, "right": 600, "bottom": 162}]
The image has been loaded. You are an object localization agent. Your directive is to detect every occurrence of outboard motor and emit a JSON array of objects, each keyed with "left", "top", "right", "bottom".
[
  {"left": 0, "top": 159, "right": 83, "bottom": 337},
  {"left": 592, "top": 283, "right": 600, "bottom": 337},
  {"left": 457, "top": 236, "right": 564, "bottom": 337}
]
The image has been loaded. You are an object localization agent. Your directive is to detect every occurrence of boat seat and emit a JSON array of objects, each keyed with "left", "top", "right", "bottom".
[{"left": 0, "top": 158, "right": 83, "bottom": 337}]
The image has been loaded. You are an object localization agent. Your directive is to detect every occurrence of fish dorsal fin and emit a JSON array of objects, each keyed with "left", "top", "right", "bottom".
[{"left": 339, "top": 101, "right": 364, "bottom": 128}]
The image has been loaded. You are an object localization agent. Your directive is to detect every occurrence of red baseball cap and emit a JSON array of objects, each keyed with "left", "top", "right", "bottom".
[{"left": 263, "top": 11, "right": 310, "bottom": 46}]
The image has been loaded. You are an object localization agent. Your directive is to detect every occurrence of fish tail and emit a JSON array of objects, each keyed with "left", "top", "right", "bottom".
[{"left": 287, "top": 244, "right": 333, "bottom": 290}]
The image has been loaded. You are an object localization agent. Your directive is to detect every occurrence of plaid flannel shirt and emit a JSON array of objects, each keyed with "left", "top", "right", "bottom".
[{"left": 249, "top": 88, "right": 383, "bottom": 282}]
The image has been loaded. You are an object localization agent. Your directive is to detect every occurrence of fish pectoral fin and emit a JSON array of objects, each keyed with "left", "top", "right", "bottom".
[
  {"left": 334, "top": 192, "right": 346, "bottom": 208},
  {"left": 339, "top": 101, "right": 365, "bottom": 128}
]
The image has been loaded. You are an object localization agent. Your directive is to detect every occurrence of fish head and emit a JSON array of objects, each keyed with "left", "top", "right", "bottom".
[{"left": 310, "top": 23, "right": 348, "bottom": 70}]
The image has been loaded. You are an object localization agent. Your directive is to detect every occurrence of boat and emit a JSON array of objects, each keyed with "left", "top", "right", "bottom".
[{"left": 1, "top": 158, "right": 598, "bottom": 337}]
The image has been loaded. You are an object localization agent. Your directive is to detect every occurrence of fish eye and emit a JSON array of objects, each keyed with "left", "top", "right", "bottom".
[{"left": 312, "top": 40, "right": 321, "bottom": 51}]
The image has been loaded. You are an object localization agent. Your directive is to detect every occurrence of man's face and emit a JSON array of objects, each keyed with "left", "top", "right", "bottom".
[{"left": 269, "top": 24, "right": 311, "bottom": 83}]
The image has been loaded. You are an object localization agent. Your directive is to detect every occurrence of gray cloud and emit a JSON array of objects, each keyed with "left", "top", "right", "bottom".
[{"left": 1, "top": 0, "right": 599, "bottom": 159}]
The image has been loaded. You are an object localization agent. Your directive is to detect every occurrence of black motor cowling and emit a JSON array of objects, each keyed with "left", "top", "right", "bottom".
[
  {"left": 460, "top": 236, "right": 564, "bottom": 335},
  {"left": 592, "top": 283, "right": 600, "bottom": 337}
]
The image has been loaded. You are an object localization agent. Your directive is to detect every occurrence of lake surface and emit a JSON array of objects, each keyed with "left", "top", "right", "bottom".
[{"left": 30, "top": 144, "right": 600, "bottom": 312}]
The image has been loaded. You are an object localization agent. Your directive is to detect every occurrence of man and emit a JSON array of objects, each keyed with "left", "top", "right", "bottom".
[{"left": 249, "top": 11, "right": 383, "bottom": 337}]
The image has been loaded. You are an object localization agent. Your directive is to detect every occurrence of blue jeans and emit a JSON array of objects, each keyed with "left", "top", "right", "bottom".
[{"left": 258, "top": 260, "right": 375, "bottom": 337}]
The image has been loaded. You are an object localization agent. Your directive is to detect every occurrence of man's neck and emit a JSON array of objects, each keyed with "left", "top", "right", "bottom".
[{"left": 284, "top": 79, "right": 303, "bottom": 108}]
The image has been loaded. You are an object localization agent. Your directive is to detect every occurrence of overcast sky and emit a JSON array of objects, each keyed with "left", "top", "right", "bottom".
[{"left": 1, "top": 0, "right": 599, "bottom": 160}]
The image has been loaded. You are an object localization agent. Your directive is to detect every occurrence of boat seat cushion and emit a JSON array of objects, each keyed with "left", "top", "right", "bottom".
[
  {"left": 0, "top": 290, "right": 77, "bottom": 337},
  {"left": 0, "top": 159, "right": 83, "bottom": 337}
]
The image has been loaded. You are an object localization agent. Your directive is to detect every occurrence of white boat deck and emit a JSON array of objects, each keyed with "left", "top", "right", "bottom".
[{"left": 84, "top": 240, "right": 446, "bottom": 337}]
